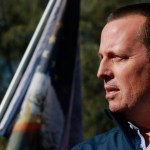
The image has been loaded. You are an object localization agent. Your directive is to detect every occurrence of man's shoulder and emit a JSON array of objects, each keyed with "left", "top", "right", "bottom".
[{"left": 71, "top": 127, "right": 133, "bottom": 150}]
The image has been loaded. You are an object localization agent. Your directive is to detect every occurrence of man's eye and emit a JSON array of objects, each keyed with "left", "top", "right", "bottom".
[
  {"left": 112, "top": 55, "right": 128, "bottom": 62},
  {"left": 114, "top": 56, "right": 122, "bottom": 61}
]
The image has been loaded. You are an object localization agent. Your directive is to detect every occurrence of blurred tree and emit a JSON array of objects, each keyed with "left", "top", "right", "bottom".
[{"left": 0, "top": 0, "right": 44, "bottom": 101}]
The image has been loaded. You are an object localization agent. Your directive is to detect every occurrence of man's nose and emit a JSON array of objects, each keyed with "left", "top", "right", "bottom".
[{"left": 97, "top": 59, "right": 113, "bottom": 81}]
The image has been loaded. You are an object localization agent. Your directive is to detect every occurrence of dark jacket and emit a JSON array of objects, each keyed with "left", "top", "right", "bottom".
[{"left": 71, "top": 109, "right": 137, "bottom": 150}]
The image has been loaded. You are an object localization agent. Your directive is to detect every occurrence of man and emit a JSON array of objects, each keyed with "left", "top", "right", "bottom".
[{"left": 72, "top": 3, "right": 150, "bottom": 150}]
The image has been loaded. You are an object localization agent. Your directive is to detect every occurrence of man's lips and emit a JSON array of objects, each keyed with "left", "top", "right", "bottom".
[{"left": 104, "top": 85, "right": 119, "bottom": 99}]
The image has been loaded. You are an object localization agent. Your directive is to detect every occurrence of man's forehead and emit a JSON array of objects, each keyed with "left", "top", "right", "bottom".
[
  {"left": 105, "top": 14, "right": 146, "bottom": 30},
  {"left": 101, "top": 14, "right": 146, "bottom": 40},
  {"left": 99, "top": 14, "right": 147, "bottom": 54}
]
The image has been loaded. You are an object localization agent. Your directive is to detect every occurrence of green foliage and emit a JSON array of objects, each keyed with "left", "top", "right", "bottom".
[
  {"left": 0, "top": 0, "right": 44, "bottom": 101},
  {"left": 0, "top": 137, "right": 7, "bottom": 150}
]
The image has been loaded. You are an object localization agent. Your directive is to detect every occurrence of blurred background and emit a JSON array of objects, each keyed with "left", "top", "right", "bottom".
[{"left": 0, "top": 0, "right": 149, "bottom": 149}]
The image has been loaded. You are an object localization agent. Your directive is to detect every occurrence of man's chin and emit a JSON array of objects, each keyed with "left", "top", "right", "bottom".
[
  {"left": 109, "top": 104, "right": 138, "bottom": 121},
  {"left": 109, "top": 105, "right": 128, "bottom": 115}
]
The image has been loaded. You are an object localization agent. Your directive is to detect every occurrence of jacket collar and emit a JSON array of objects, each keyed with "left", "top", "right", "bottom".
[
  {"left": 104, "top": 108, "right": 139, "bottom": 150},
  {"left": 104, "top": 108, "right": 133, "bottom": 136}
]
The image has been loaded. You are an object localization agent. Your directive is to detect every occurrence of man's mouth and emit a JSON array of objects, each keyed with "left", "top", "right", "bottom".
[{"left": 104, "top": 85, "right": 120, "bottom": 100}]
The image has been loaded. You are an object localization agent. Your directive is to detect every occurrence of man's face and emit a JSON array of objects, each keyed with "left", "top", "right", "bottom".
[{"left": 97, "top": 15, "right": 150, "bottom": 117}]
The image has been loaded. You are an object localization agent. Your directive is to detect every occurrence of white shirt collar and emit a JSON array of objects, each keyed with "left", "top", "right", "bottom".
[{"left": 128, "top": 122, "right": 150, "bottom": 150}]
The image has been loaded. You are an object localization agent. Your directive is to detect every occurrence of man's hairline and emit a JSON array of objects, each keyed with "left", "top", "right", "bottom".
[{"left": 106, "top": 14, "right": 150, "bottom": 52}]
